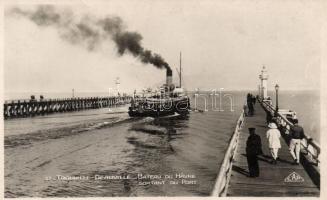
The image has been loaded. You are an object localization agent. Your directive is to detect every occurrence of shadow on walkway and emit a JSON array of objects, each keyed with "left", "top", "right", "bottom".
[
  {"left": 241, "top": 153, "right": 271, "bottom": 164},
  {"left": 232, "top": 165, "right": 249, "bottom": 177}
]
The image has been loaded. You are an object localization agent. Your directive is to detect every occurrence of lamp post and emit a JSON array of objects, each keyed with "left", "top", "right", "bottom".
[{"left": 275, "top": 84, "right": 279, "bottom": 115}]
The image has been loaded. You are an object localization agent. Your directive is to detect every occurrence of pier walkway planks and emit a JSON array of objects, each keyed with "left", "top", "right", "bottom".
[{"left": 227, "top": 103, "right": 319, "bottom": 197}]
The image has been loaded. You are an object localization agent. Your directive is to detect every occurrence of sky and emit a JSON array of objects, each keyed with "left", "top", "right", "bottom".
[{"left": 3, "top": 0, "right": 324, "bottom": 96}]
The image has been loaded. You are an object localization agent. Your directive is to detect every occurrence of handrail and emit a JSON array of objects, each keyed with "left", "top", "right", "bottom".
[
  {"left": 211, "top": 109, "right": 245, "bottom": 197},
  {"left": 260, "top": 99, "right": 320, "bottom": 166}
]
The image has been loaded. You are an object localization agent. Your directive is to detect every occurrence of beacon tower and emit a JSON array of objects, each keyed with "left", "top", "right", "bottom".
[{"left": 259, "top": 66, "right": 268, "bottom": 99}]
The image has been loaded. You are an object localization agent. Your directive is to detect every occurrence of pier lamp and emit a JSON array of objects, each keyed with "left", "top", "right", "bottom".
[{"left": 275, "top": 84, "right": 279, "bottom": 115}]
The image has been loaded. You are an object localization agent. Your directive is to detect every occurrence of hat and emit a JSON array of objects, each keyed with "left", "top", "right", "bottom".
[
  {"left": 268, "top": 123, "right": 278, "bottom": 129},
  {"left": 248, "top": 127, "right": 256, "bottom": 132}
]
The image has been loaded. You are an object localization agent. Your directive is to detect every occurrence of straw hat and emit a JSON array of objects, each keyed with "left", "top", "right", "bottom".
[{"left": 268, "top": 122, "right": 278, "bottom": 129}]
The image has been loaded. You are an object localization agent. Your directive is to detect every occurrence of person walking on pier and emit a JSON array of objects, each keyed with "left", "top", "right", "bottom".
[
  {"left": 266, "top": 111, "right": 273, "bottom": 125},
  {"left": 266, "top": 123, "right": 281, "bottom": 164},
  {"left": 247, "top": 94, "right": 254, "bottom": 116},
  {"left": 289, "top": 119, "right": 305, "bottom": 165},
  {"left": 252, "top": 95, "right": 256, "bottom": 105},
  {"left": 246, "top": 127, "right": 262, "bottom": 177},
  {"left": 243, "top": 101, "right": 248, "bottom": 116}
]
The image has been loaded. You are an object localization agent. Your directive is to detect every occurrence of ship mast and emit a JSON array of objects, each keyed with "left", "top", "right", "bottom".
[
  {"left": 175, "top": 51, "right": 182, "bottom": 88},
  {"left": 179, "top": 51, "right": 182, "bottom": 88}
]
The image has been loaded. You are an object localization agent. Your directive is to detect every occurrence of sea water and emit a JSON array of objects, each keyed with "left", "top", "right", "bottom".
[{"left": 3, "top": 90, "right": 319, "bottom": 197}]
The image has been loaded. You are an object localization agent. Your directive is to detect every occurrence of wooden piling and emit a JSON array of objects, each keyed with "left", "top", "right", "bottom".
[{"left": 3, "top": 96, "right": 132, "bottom": 119}]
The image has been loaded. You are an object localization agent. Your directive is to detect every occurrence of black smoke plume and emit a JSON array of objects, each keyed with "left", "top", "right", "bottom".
[{"left": 9, "top": 5, "right": 170, "bottom": 71}]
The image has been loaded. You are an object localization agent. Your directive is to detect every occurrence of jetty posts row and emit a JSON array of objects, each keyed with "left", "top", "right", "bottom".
[
  {"left": 3, "top": 96, "right": 132, "bottom": 119},
  {"left": 211, "top": 97, "right": 320, "bottom": 196}
]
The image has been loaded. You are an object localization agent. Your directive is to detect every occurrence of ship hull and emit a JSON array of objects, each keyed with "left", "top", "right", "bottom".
[{"left": 128, "top": 97, "right": 190, "bottom": 118}]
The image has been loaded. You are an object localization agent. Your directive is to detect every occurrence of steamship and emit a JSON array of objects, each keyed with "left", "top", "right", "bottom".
[{"left": 128, "top": 59, "right": 190, "bottom": 117}]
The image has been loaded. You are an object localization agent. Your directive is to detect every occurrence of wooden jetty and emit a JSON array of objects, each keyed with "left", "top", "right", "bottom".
[
  {"left": 3, "top": 96, "right": 132, "bottom": 119},
  {"left": 212, "top": 99, "right": 320, "bottom": 197}
]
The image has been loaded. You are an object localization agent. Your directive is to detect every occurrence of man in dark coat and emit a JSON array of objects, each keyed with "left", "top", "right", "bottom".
[
  {"left": 266, "top": 111, "right": 273, "bottom": 125},
  {"left": 247, "top": 94, "right": 254, "bottom": 116},
  {"left": 248, "top": 101, "right": 254, "bottom": 116},
  {"left": 252, "top": 95, "right": 256, "bottom": 105},
  {"left": 246, "top": 127, "right": 262, "bottom": 177}
]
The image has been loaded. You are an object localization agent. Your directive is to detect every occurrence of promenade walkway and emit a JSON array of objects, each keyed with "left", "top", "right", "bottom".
[{"left": 227, "top": 103, "right": 320, "bottom": 196}]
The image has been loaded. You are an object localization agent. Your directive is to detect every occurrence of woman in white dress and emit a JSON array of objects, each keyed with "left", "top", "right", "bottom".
[{"left": 266, "top": 122, "right": 281, "bottom": 164}]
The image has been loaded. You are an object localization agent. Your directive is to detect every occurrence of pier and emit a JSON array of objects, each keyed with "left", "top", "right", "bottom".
[
  {"left": 3, "top": 96, "right": 132, "bottom": 119},
  {"left": 211, "top": 99, "right": 320, "bottom": 197}
]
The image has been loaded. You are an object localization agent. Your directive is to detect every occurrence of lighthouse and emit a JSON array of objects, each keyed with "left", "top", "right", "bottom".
[
  {"left": 115, "top": 77, "right": 120, "bottom": 96},
  {"left": 259, "top": 66, "right": 268, "bottom": 99}
]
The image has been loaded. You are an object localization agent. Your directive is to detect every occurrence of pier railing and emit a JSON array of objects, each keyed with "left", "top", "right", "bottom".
[
  {"left": 260, "top": 99, "right": 320, "bottom": 167},
  {"left": 211, "top": 109, "right": 245, "bottom": 197},
  {"left": 3, "top": 96, "right": 132, "bottom": 119}
]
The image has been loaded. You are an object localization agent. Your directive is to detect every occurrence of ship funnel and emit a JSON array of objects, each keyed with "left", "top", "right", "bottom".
[{"left": 166, "top": 68, "right": 173, "bottom": 86}]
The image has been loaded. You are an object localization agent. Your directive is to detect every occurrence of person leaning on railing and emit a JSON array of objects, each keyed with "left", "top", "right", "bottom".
[{"left": 289, "top": 119, "right": 305, "bottom": 165}]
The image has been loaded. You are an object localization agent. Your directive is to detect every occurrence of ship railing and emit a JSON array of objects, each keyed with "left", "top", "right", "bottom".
[
  {"left": 211, "top": 108, "right": 245, "bottom": 197},
  {"left": 260, "top": 99, "right": 320, "bottom": 167},
  {"left": 132, "top": 97, "right": 187, "bottom": 103}
]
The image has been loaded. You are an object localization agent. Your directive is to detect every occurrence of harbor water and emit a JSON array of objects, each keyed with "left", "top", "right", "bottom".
[
  {"left": 4, "top": 90, "right": 319, "bottom": 197},
  {"left": 268, "top": 90, "right": 320, "bottom": 143}
]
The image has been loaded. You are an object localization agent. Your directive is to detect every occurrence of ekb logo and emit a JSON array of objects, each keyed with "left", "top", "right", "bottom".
[{"left": 284, "top": 172, "right": 304, "bottom": 183}]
